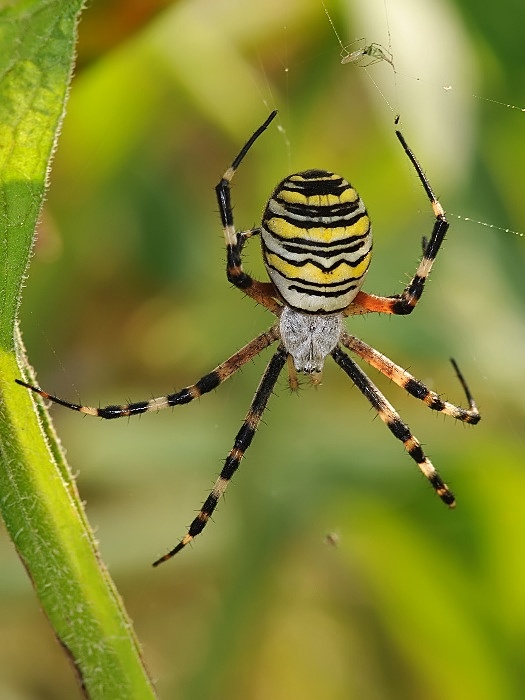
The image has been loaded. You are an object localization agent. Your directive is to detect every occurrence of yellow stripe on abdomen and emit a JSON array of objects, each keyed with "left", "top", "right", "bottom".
[
  {"left": 267, "top": 213, "right": 370, "bottom": 243},
  {"left": 261, "top": 169, "right": 372, "bottom": 313},
  {"left": 264, "top": 252, "right": 371, "bottom": 286}
]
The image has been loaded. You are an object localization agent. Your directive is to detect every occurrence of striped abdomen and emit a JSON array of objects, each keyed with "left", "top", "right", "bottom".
[{"left": 261, "top": 170, "right": 372, "bottom": 313}]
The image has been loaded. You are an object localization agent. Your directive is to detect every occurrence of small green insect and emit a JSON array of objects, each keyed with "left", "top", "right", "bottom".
[{"left": 341, "top": 40, "right": 394, "bottom": 69}]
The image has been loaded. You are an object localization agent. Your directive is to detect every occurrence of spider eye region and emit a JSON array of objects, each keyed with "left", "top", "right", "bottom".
[{"left": 279, "top": 306, "right": 343, "bottom": 373}]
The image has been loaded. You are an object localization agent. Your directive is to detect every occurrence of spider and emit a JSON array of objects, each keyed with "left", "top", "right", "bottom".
[{"left": 17, "top": 110, "right": 480, "bottom": 566}]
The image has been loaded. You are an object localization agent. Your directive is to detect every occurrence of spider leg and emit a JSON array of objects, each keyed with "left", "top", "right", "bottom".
[
  {"left": 237, "top": 227, "right": 261, "bottom": 251},
  {"left": 152, "top": 344, "right": 288, "bottom": 565},
  {"left": 345, "top": 130, "right": 449, "bottom": 318},
  {"left": 331, "top": 345, "right": 456, "bottom": 506},
  {"left": 340, "top": 332, "right": 480, "bottom": 424},
  {"left": 215, "top": 111, "right": 282, "bottom": 315},
  {"left": 15, "top": 326, "right": 279, "bottom": 419}
]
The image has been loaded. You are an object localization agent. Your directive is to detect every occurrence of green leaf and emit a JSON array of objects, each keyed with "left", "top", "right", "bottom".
[{"left": 0, "top": 2, "right": 157, "bottom": 697}]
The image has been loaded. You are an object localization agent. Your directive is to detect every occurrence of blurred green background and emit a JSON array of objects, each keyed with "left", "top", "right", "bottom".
[{"left": 2, "top": 0, "right": 525, "bottom": 697}]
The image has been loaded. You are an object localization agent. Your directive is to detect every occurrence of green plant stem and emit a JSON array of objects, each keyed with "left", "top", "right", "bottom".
[{"left": 0, "top": 2, "right": 157, "bottom": 697}]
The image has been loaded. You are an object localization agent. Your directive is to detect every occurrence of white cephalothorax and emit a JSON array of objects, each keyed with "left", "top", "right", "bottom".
[{"left": 279, "top": 306, "right": 343, "bottom": 374}]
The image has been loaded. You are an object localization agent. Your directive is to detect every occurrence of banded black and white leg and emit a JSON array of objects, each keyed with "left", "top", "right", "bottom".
[
  {"left": 340, "top": 332, "right": 480, "bottom": 424},
  {"left": 215, "top": 110, "right": 282, "bottom": 315},
  {"left": 331, "top": 346, "right": 458, "bottom": 506},
  {"left": 348, "top": 129, "right": 449, "bottom": 318},
  {"left": 152, "top": 345, "right": 288, "bottom": 565},
  {"left": 15, "top": 327, "right": 279, "bottom": 419}
]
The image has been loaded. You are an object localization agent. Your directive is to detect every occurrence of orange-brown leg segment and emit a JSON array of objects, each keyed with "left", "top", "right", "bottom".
[
  {"left": 340, "top": 332, "right": 480, "bottom": 424},
  {"left": 15, "top": 327, "right": 279, "bottom": 419}
]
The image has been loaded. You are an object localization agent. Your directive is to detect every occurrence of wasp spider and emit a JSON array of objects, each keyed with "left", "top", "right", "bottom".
[{"left": 17, "top": 111, "right": 480, "bottom": 565}]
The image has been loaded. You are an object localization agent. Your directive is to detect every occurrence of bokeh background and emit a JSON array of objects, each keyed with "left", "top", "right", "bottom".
[{"left": 2, "top": 0, "right": 525, "bottom": 697}]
